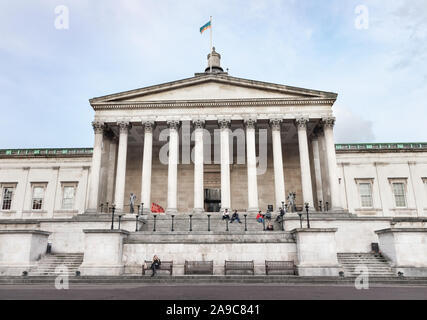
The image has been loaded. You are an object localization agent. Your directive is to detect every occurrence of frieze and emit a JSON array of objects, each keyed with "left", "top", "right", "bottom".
[{"left": 91, "top": 98, "right": 336, "bottom": 111}]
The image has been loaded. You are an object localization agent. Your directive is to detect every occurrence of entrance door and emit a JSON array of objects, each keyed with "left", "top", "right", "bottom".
[{"left": 204, "top": 189, "right": 221, "bottom": 213}]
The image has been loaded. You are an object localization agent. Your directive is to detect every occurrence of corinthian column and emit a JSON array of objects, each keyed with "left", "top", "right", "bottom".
[
  {"left": 245, "top": 118, "right": 259, "bottom": 213},
  {"left": 141, "top": 121, "right": 155, "bottom": 214},
  {"left": 219, "top": 119, "right": 231, "bottom": 212},
  {"left": 270, "top": 119, "right": 286, "bottom": 211},
  {"left": 322, "top": 117, "right": 341, "bottom": 210},
  {"left": 88, "top": 121, "right": 105, "bottom": 213},
  {"left": 193, "top": 120, "right": 205, "bottom": 214},
  {"left": 311, "top": 129, "right": 324, "bottom": 207},
  {"left": 166, "top": 120, "right": 180, "bottom": 214},
  {"left": 114, "top": 121, "right": 131, "bottom": 212},
  {"left": 295, "top": 117, "right": 314, "bottom": 209}
]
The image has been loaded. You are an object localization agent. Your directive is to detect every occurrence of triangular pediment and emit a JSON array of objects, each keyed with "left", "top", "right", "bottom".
[{"left": 90, "top": 74, "right": 337, "bottom": 104}]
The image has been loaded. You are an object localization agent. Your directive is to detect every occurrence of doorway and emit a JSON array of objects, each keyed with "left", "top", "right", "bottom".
[{"left": 204, "top": 189, "right": 221, "bottom": 213}]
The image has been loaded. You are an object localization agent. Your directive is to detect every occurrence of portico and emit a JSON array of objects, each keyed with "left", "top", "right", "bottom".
[{"left": 86, "top": 49, "right": 341, "bottom": 214}]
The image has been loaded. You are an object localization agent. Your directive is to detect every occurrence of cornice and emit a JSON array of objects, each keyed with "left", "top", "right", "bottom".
[
  {"left": 89, "top": 74, "right": 338, "bottom": 105},
  {"left": 91, "top": 98, "right": 336, "bottom": 111}
]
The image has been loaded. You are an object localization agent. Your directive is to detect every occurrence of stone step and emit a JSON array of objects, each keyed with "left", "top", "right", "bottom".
[{"left": 29, "top": 253, "right": 84, "bottom": 276}]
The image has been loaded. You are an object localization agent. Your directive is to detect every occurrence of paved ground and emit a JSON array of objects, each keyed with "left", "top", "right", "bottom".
[{"left": 0, "top": 283, "right": 426, "bottom": 300}]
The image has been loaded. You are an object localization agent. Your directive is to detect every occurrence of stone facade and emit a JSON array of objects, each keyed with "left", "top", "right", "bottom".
[{"left": 0, "top": 51, "right": 426, "bottom": 278}]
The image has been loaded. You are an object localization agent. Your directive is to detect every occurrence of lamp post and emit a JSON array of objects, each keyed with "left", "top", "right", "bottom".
[
  {"left": 118, "top": 214, "right": 122, "bottom": 230},
  {"left": 305, "top": 202, "right": 311, "bottom": 229},
  {"left": 110, "top": 204, "right": 116, "bottom": 230},
  {"left": 189, "top": 214, "right": 193, "bottom": 232},
  {"left": 297, "top": 211, "right": 303, "bottom": 229},
  {"left": 281, "top": 201, "right": 286, "bottom": 231},
  {"left": 153, "top": 215, "right": 157, "bottom": 232},
  {"left": 244, "top": 214, "right": 248, "bottom": 232},
  {"left": 171, "top": 215, "right": 175, "bottom": 232},
  {"left": 207, "top": 214, "right": 211, "bottom": 232},
  {"left": 135, "top": 212, "right": 139, "bottom": 232}
]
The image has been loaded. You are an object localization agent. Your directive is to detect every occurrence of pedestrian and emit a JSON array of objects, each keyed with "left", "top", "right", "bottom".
[
  {"left": 265, "top": 209, "right": 272, "bottom": 221},
  {"left": 230, "top": 210, "right": 242, "bottom": 224},
  {"left": 222, "top": 209, "right": 230, "bottom": 220},
  {"left": 129, "top": 193, "right": 137, "bottom": 214},
  {"left": 276, "top": 206, "right": 286, "bottom": 222},
  {"left": 151, "top": 255, "right": 161, "bottom": 277},
  {"left": 256, "top": 211, "right": 264, "bottom": 223}
]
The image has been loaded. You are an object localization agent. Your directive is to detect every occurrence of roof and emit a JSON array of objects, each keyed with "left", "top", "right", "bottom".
[{"left": 1, "top": 143, "right": 426, "bottom": 159}]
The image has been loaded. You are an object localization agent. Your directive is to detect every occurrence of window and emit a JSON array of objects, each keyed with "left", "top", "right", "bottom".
[
  {"left": 61, "top": 185, "right": 76, "bottom": 210},
  {"left": 359, "top": 183, "right": 373, "bottom": 208},
  {"left": 392, "top": 183, "right": 407, "bottom": 208},
  {"left": 32, "top": 186, "right": 45, "bottom": 210},
  {"left": 1, "top": 186, "right": 14, "bottom": 210}
]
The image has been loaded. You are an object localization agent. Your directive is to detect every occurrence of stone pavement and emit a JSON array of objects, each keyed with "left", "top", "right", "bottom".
[{"left": 0, "top": 283, "right": 426, "bottom": 300}]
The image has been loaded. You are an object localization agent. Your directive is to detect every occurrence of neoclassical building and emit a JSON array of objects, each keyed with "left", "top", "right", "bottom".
[
  {"left": 1, "top": 49, "right": 426, "bottom": 219},
  {"left": 0, "top": 49, "right": 426, "bottom": 278}
]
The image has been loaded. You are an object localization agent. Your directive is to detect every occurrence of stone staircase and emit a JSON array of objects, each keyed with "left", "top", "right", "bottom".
[
  {"left": 29, "top": 253, "right": 84, "bottom": 276},
  {"left": 139, "top": 212, "right": 285, "bottom": 233},
  {"left": 338, "top": 253, "right": 396, "bottom": 278}
]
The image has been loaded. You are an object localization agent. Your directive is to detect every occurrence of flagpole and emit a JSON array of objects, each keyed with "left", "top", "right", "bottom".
[{"left": 210, "top": 16, "right": 213, "bottom": 73}]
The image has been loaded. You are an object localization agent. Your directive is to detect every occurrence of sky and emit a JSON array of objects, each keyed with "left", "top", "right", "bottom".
[{"left": 0, "top": 0, "right": 426, "bottom": 148}]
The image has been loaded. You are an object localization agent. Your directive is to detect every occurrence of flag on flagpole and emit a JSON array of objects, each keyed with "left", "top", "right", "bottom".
[{"left": 200, "top": 20, "right": 211, "bottom": 34}]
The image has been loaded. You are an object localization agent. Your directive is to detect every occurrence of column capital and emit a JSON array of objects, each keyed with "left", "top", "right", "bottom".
[
  {"left": 244, "top": 118, "right": 257, "bottom": 130},
  {"left": 117, "top": 121, "right": 131, "bottom": 134},
  {"left": 269, "top": 119, "right": 283, "bottom": 131},
  {"left": 218, "top": 119, "right": 231, "bottom": 129},
  {"left": 295, "top": 117, "right": 309, "bottom": 129},
  {"left": 92, "top": 121, "right": 105, "bottom": 134},
  {"left": 193, "top": 119, "right": 206, "bottom": 130},
  {"left": 142, "top": 121, "right": 156, "bottom": 133},
  {"left": 321, "top": 117, "right": 336, "bottom": 129},
  {"left": 167, "top": 120, "right": 181, "bottom": 131}
]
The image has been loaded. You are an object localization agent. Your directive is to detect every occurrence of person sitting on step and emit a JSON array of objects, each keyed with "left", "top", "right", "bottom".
[
  {"left": 222, "top": 209, "right": 230, "bottom": 220},
  {"left": 230, "top": 210, "right": 242, "bottom": 224},
  {"left": 256, "top": 211, "right": 264, "bottom": 223}
]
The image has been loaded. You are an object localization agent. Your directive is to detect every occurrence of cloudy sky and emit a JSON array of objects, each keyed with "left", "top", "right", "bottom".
[{"left": 0, "top": 0, "right": 426, "bottom": 148}]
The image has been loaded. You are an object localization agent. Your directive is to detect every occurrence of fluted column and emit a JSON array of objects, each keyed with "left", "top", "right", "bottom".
[
  {"left": 106, "top": 135, "right": 118, "bottom": 205},
  {"left": 114, "top": 121, "right": 131, "bottom": 212},
  {"left": 322, "top": 117, "right": 341, "bottom": 210},
  {"left": 270, "top": 119, "right": 286, "bottom": 211},
  {"left": 88, "top": 121, "right": 105, "bottom": 212},
  {"left": 219, "top": 119, "right": 231, "bottom": 212},
  {"left": 166, "top": 120, "right": 180, "bottom": 214},
  {"left": 193, "top": 120, "right": 205, "bottom": 213},
  {"left": 312, "top": 129, "right": 324, "bottom": 207},
  {"left": 295, "top": 117, "right": 314, "bottom": 209},
  {"left": 140, "top": 121, "right": 155, "bottom": 214},
  {"left": 245, "top": 118, "right": 259, "bottom": 213}
]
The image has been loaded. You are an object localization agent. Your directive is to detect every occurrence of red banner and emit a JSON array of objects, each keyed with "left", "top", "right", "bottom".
[{"left": 151, "top": 203, "right": 165, "bottom": 213}]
